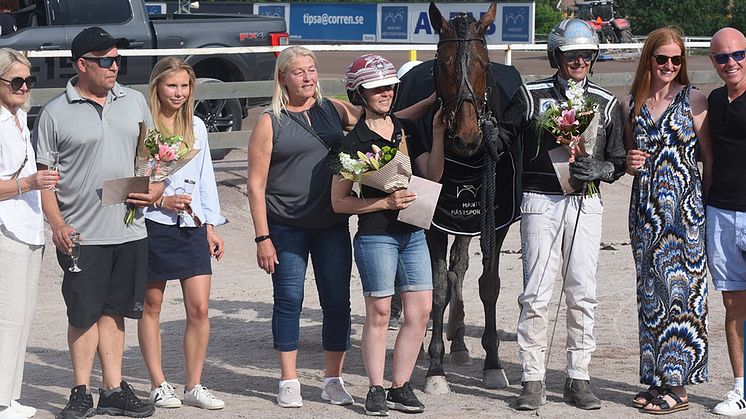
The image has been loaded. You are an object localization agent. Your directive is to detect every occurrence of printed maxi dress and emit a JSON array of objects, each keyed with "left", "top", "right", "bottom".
[{"left": 629, "top": 85, "right": 708, "bottom": 386}]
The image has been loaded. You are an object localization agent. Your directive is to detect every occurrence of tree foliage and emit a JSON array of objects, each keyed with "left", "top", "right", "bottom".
[
  {"left": 535, "top": 0, "right": 564, "bottom": 35},
  {"left": 616, "top": 0, "right": 729, "bottom": 37}
]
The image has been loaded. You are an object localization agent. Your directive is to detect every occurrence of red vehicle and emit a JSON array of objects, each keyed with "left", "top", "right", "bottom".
[{"left": 575, "top": 0, "right": 633, "bottom": 43}]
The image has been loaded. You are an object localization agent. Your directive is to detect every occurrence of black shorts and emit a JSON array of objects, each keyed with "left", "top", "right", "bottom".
[
  {"left": 145, "top": 219, "right": 212, "bottom": 281},
  {"left": 58, "top": 238, "right": 148, "bottom": 329}
]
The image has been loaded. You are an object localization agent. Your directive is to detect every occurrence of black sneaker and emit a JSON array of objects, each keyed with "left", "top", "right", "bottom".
[
  {"left": 387, "top": 382, "right": 424, "bottom": 413},
  {"left": 365, "top": 385, "right": 389, "bottom": 416},
  {"left": 96, "top": 380, "right": 155, "bottom": 417},
  {"left": 57, "top": 385, "right": 95, "bottom": 419}
]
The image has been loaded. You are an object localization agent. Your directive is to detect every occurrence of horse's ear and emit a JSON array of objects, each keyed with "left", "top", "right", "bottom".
[
  {"left": 477, "top": 3, "right": 497, "bottom": 37},
  {"left": 429, "top": 2, "right": 448, "bottom": 35}
]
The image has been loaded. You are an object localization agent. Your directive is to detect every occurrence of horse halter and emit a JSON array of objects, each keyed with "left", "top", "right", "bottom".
[{"left": 434, "top": 36, "right": 491, "bottom": 139}]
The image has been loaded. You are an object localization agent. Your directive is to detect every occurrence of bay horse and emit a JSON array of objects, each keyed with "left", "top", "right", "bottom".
[{"left": 394, "top": 2, "right": 523, "bottom": 394}]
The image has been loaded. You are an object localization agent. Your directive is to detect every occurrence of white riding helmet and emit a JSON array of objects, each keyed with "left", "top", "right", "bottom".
[
  {"left": 546, "top": 19, "right": 600, "bottom": 68},
  {"left": 396, "top": 60, "right": 423, "bottom": 79}
]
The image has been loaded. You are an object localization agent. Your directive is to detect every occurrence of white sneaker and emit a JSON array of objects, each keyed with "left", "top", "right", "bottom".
[
  {"left": 277, "top": 380, "right": 303, "bottom": 408},
  {"left": 0, "top": 406, "right": 26, "bottom": 419},
  {"left": 321, "top": 378, "right": 353, "bottom": 406},
  {"left": 149, "top": 381, "right": 182, "bottom": 408},
  {"left": 183, "top": 384, "right": 226, "bottom": 410},
  {"left": 714, "top": 389, "right": 746, "bottom": 416},
  {"left": 10, "top": 401, "right": 35, "bottom": 418}
]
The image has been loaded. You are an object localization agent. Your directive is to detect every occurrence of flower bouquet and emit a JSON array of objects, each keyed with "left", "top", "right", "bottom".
[
  {"left": 336, "top": 145, "right": 411, "bottom": 194},
  {"left": 124, "top": 127, "right": 200, "bottom": 225},
  {"left": 536, "top": 80, "right": 600, "bottom": 195}
]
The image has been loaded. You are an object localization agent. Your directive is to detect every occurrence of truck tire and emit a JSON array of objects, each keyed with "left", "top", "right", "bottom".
[
  {"left": 195, "top": 77, "right": 242, "bottom": 160},
  {"left": 619, "top": 28, "right": 634, "bottom": 43}
]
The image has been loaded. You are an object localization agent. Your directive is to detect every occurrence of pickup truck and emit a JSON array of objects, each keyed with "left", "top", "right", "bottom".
[{"left": 2, "top": 0, "right": 287, "bottom": 153}]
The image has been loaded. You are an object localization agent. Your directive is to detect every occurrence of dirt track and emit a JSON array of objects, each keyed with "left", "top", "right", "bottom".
[{"left": 21, "top": 51, "right": 733, "bottom": 418}]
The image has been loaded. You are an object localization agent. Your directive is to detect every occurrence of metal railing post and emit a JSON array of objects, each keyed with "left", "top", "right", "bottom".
[{"left": 505, "top": 44, "right": 512, "bottom": 66}]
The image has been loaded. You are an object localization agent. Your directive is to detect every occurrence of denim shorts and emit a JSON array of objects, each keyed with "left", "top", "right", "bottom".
[
  {"left": 353, "top": 230, "right": 433, "bottom": 297},
  {"left": 706, "top": 206, "right": 746, "bottom": 291}
]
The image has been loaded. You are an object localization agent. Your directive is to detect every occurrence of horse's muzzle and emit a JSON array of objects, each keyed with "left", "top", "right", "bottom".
[{"left": 449, "top": 131, "right": 483, "bottom": 158}]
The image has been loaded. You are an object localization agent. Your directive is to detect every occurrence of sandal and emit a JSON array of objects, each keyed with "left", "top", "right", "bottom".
[
  {"left": 633, "top": 385, "right": 663, "bottom": 408},
  {"left": 643, "top": 388, "right": 689, "bottom": 415}
]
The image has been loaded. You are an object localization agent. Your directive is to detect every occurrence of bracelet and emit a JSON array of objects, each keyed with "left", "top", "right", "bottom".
[
  {"left": 15, "top": 178, "right": 22, "bottom": 195},
  {"left": 254, "top": 234, "right": 271, "bottom": 243}
]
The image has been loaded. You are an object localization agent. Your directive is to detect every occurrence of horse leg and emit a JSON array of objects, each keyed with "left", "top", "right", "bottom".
[
  {"left": 479, "top": 227, "right": 510, "bottom": 389},
  {"left": 424, "top": 229, "right": 451, "bottom": 394},
  {"left": 447, "top": 235, "right": 471, "bottom": 365}
]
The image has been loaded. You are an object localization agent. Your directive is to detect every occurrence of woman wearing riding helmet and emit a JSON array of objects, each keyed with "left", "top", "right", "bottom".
[{"left": 331, "top": 54, "right": 445, "bottom": 416}]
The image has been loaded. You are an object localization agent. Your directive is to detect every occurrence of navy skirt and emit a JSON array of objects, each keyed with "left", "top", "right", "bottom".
[{"left": 145, "top": 219, "right": 212, "bottom": 281}]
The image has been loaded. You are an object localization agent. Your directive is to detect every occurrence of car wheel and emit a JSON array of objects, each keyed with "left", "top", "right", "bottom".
[{"left": 195, "top": 77, "right": 242, "bottom": 160}]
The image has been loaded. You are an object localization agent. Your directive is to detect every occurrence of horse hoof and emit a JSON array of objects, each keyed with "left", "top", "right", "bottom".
[
  {"left": 483, "top": 369, "right": 509, "bottom": 389},
  {"left": 424, "top": 376, "right": 450, "bottom": 394},
  {"left": 450, "top": 350, "right": 471, "bottom": 366},
  {"left": 497, "top": 329, "right": 517, "bottom": 341}
]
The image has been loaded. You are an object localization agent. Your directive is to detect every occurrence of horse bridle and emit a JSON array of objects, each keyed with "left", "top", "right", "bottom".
[{"left": 434, "top": 36, "right": 492, "bottom": 139}]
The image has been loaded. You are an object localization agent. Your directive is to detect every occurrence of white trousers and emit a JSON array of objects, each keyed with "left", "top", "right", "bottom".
[
  {"left": 517, "top": 192, "right": 602, "bottom": 382},
  {"left": 0, "top": 225, "right": 43, "bottom": 406}
]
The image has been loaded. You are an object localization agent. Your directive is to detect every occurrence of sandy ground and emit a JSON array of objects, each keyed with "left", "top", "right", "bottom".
[
  {"left": 21, "top": 148, "right": 733, "bottom": 419},
  {"left": 19, "top": 51, "right": 733, "bottom": 418}
]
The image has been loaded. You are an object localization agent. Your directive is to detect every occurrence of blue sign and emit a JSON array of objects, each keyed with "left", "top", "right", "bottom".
[
  {"left": 145, "top": 4, "right": 165, "bottom": 15},
  {"left": 257, "top": 5, "right": 285, "bottom": 18},
  {"left": 502, "top": 6, "right": 529, "bottom": 42},
  {"left": 289, "top": 3, "right": 377, "bottom": 41},
  {"left": 380, "top": 6, "right": 408, "bottom": 40}
]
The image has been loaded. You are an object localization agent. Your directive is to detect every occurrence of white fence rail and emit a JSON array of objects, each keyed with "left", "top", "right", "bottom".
[{"left": 24, "top": 42, "right": 716, "bottom": 150}]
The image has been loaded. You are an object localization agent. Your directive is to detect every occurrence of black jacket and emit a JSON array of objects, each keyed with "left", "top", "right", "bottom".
[{"left": 501, "top": 74, "right": 626, "bottom": 195}]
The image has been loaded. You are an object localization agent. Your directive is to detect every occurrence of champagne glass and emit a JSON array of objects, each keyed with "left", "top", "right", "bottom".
[
  {"left": 635, "top": 134, "right": 648, "bottom": 174},
  {"left": 175, "top": 179, "right": 196, "bottom": 217},
  {"left": 48, "top": 151, "right": 59, "bottom": 191},
  {"left": 183, "top": 178, "right": 196, "bottom": 196},
  {"left": 69, "top": 232, "right": 82, "bottom": 273}
]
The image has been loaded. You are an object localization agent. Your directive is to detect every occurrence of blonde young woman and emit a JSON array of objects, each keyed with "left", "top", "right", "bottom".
[
  {"left": 137, "top": 57, "right": 226, "bottom": 410},
  {"left": 624, "top": 27, "right": 712, "bottom": 415},
  {"left": 0, "top": 48, "right": 57, "bottom": 419}
]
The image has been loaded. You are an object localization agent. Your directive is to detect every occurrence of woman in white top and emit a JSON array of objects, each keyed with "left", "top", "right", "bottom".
[
  {"left": 0, "top": 48, "right": 58, "bottom": 419},
  {"left": 137, "top": 57, "right": 226, "bottom": 411}
]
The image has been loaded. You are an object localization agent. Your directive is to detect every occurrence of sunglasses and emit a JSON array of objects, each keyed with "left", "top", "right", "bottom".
[
  {"left": 563, "top": 50, "right": 595, "bottom": 63},
  {"left": 711, "top": 50, "right": 746, "bottom": 65},
  {"left": 0, "top": 76, "right": 36, "bottom": 90},
  {"left": 81, "top": 55, "right": 122, "bottom": 69},
  {"left": 653, "top": 54, "right": 684, "bottom": 66}
]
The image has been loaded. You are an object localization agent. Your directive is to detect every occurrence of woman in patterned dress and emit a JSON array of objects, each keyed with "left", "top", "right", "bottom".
[{"left": 623, "top": 27, "right": 713, "bottom": 414}]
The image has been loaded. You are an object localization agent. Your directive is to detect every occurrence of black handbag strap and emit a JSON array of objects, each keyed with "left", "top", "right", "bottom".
[{"left": 282, "top": 109, "right": 332, "bottom": 151}]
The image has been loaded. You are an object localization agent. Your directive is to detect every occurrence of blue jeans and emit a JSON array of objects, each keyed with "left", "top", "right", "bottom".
[
  {"left": 269, "top": 220, "right": 352, "bottom": 352},
  {"left": 353, "top": 231, "right": 433, "bottom": 297}
]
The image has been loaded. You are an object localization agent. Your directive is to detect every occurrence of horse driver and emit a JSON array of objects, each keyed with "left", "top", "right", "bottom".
[{"left": 499, "top": 19, "right": 626, "bottom": 411}]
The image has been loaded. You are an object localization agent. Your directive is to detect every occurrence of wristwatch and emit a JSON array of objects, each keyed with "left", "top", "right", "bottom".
[{"left": 255, "top": 234, "right": 271, "bottom": 243}]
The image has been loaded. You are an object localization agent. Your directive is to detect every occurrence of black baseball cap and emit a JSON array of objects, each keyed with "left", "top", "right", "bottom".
[{"left": 71, "top": 26, "right": 129, "bottom": 60}]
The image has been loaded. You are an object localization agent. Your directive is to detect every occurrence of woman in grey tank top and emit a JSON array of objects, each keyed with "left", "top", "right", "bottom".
[{"left": 247, "top": 46, "right": 360, "bottom": 409}]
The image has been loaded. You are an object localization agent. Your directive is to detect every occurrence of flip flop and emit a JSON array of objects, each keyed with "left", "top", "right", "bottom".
[
  {"left": 633, "top": 385, "right": 663, "bottom": 408},
  {"left": 643, "top": 388, "right": 689, "bottom": 415}
]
